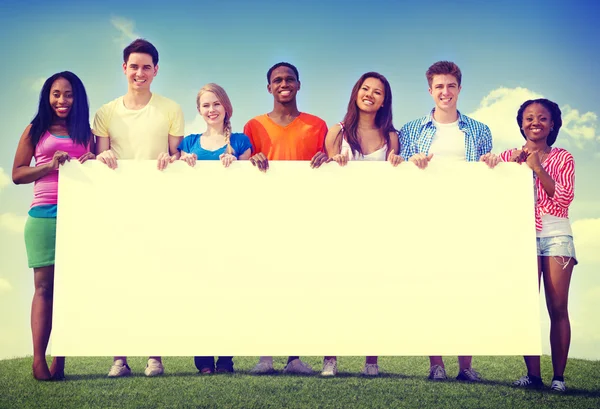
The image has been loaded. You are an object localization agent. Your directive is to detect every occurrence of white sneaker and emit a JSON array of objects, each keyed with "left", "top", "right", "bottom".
[
  {"left": 283, "top": 359, "right": 313, "bottom": 375},
  {"left": 428, "top": 365, "right": 447, "bottom": 381},
  {"left": 108, "top": 359, "right": 131, "bottom": 377},
  {"left": 250, "top": 360, "right": 275, "bottom": 374},
  {"left": 551, "top": 380, "right": 567, "bottom": 392},
  {"left": 321, "top": 358, "right": 338, "bottom": 377},
  {"left": 144, "top": 358, "right": 164, "bottom": 377},
  {"left": 362, "top": 363, "right": 379, "bottom": 376}
]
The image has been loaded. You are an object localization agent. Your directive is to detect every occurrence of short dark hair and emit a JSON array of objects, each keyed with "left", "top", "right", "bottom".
[
  {"left": 426, "top": 61, "right": 462, "bottom": 87},
  {"left": 516, "top": 98, "right": 562, "bottom": 146},
  {"left": 266, "top": 62, "right": 299, "bottom": 84},
  {"left": 123, "top": 38, "right": 159, "bottom": 66}
]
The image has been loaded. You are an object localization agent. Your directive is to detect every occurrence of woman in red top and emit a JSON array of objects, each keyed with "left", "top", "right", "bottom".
[{"left": 500, "top": 98, "right": 576, "bottom": 393}]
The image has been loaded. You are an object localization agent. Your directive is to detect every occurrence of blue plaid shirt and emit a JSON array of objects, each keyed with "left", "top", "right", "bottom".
[{"left": 399, "top": 109, "right": 492, "bottom": 162}]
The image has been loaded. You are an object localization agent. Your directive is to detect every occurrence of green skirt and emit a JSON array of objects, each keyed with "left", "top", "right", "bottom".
[{"left": 24, "top": 216, "right": 56, "bottom": 268}]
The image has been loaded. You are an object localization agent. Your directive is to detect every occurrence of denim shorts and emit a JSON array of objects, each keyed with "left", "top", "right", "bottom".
[{"left": 536, "top": 235, "right": 577, "bottom": 260}]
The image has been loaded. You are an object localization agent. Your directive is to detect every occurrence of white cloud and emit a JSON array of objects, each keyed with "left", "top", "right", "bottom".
[
  {"left": 184, "top": 113, "right": 206, "bottom": 137},
  {"left": 469, "top": 88, "right": 599, "bottom": 153},
  {"left": 0, "top": 167, "right": 10, "bottom": 192},
  {"left": 110, "top": 16, "right": 140, "bottom": 46},
  {"left": 561, "top": 106, "right": 598, "bottom": 149},
  {"left": 0, "top": 278, "right": 12, "bottom": 293},
  {"left": 572, "top": 218, "right": 600, "bottom": 265},
  {"left": 468, "top": 87, "right": 543, "bottom": 153},
  {"left": 0, "top": 213, "right": 26, "bottom": 234},
  {"left": 30, "top": 77, "right": 46, "bottom": 93}
]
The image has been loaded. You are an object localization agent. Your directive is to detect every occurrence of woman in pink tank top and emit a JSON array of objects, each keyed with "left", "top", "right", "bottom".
[{"left": 12, "top": 71, "right": 95, "bottom": 381}]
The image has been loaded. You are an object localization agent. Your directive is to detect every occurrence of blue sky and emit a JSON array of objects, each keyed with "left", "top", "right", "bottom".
[{"left": 1, "top": 0, "right": 599, "bottom": 360}]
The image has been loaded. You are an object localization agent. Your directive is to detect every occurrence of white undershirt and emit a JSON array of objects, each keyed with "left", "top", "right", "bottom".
[
  {"left": 429, "top": 119, "right": 465, "bottom": 161},
  {"left": 537, "top": 214, "right": 573, "bottom": 238}
]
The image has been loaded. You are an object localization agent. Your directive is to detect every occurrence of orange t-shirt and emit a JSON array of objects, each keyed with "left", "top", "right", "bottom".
[{"left": 243, "top": 113, "right": 327, "bottom": 160}]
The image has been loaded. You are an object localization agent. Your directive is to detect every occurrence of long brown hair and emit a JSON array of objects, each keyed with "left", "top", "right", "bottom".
[
  {"left": 197, "top": 83, "right": 234, "bottom": 155},
  {"left": 338, "top": 72, "right": 396, "bottom": 158}
]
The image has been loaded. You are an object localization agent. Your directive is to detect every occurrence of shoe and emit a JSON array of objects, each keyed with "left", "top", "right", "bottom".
[
  {"left": 250, "top": 360, "right": 275, "bottom": 374},
  {"left": 283, "top": 359, "right": 313, "bottom": 375},
  {"left": 428, "top": 365, "right": 447, "bottom": 381},
  {"left": 362, "top": 363, "right": 379, "bottom": 376},
  {"left": 144, "top": 358, "right": 164, "bottom": 377},
  {"left": 321, "top": 358, "right": 338, "bottom": 377},
  {"left": 456, "top": 368, "right": 482, "bottom": 382},
  {"left": 108, "top": 360, "right": 131, "bottom": 378},
  {"left": 215, "top": 358, "right": 234, "bottom": 374},
  {"left": 194, "top": 356, "right": 215, "bottom": 373},
  {"left": 513, "top": 375, "right": 544, "bottom": 388},
  {"left": 550, "top": 380, "right": 567, "bottom": 392}
]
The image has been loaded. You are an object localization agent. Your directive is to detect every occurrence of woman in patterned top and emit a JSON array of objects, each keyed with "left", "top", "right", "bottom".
[{"left": 500, "top": 98, "right": 576, "bottom": 393}]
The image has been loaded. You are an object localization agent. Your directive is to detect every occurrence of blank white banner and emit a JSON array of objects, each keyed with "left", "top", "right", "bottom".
[{"left": 52, "top": 160, "right": 541, "bottom": 356}]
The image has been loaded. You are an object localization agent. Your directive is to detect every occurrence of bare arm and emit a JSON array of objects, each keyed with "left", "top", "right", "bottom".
[
  {"left": 386, "top": 131, "right": 403, "bottom": 167},
  {"left": 386, "top": 131, "right": 399, "bottom": 156},
  {"left": 96, "top": 136, "right": 110, "bottom": 155},
  {"left": 324, "top": 124, "right": 343, "bottom": 156},
  {"left": 168, "top": 134, "right": 183, "bottom": 158},
  {"left": 12, "top": 125, "right": 56, "bottom": 185}
]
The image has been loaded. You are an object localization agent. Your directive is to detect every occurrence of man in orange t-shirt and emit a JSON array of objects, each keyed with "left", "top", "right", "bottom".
[
  {"left": 245, "top": 62, "right": 327, "bottom": 375},
  {"left": 243, "top": 62, "right": 329, "bottom": 171}
]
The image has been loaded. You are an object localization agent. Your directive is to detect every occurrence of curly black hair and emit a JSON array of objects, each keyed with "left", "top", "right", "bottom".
[{"left": 516, "top": 98, "right": 562, "bottom": 146}]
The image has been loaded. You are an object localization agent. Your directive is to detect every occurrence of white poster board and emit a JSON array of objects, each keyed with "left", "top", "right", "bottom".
[{"left": 52, "top": 160, "right": 541, "bottom": 356}]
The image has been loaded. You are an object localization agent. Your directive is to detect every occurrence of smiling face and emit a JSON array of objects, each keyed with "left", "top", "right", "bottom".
[
  {"left": 521, "top": 102, "right": 554, "bottom": 142},
  {"left": 198, "top": 91, "right": 226, "bottom": 127},
  {"left": 123, "top": 52, "right": 158, "bottom": 91},
  {"left": 356, "top": 77, "right": 385, "bottom": 113},
  {"left": 49, "top": 77, "right": 73, "bottom": 119},
  {"left": 429, "top": 74, "right": 461, "bottom": 112},
  {"left": 267, "top": 66, "right": 300, "bottom": 104}
]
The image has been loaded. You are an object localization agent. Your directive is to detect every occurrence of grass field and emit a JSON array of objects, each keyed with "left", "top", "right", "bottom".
[{"left": 0, "top": 356, "right": 598, "bottom": 408}]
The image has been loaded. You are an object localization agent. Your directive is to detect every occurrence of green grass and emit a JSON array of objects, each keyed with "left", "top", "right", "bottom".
[{"left": 0, "top": 356, "right": 598, "bottom": 408}]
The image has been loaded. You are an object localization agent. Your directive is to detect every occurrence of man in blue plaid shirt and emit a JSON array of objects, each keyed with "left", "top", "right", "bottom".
[
  {"left": 399, "top": 61, "right": 496, "bottom": 169},
  {"left": 398, "top": 61, "right": 497, "bottom": 382}
]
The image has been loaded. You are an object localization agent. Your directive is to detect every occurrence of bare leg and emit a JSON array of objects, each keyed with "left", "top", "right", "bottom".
[
  {"left": 429, "top": 356, "right": 444, "bottom": 368},
  {"left": 366, "top": 356, "right": 378, "bottom": 365},
  {"left": 458, "top": 356, "right": 472, "bottom": 371},
  {"left": 523, "top": 256, "right": 543, "bottom": 377},
  {"left": 31, "top": 266, "right": 55, "bottom": 380},
  {"left": 50, "top": 356, "right": 65, "bottom": 380},
  {"left": 542, "top": 256, "right": 574, "bottom": 378},
  {"left": 114, "top": 356, "right": 128, "bottom": 365}
]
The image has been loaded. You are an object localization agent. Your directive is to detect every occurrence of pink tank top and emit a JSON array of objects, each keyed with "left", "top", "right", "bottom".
[{"left": 31, "top": 131, "right": 90, "bottom": 208}]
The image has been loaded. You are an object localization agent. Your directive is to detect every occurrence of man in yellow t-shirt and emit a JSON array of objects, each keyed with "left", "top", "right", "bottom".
[
  {"left": 243, "top": 62, "right": 329, "bottom": 172},
  {"left": 92, "top": 39, "right": 184, "bottom": 379},
  {"left": 245, "top": 62, "right": 328, "bottom": 375},
  {"left": 94, "top": 38, "right": 184, "bottom": 171}
]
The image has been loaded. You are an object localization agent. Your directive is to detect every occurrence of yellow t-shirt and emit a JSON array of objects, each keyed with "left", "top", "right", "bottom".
[{"left": 93, "top": 94, "right": 185, "bottom": 159}]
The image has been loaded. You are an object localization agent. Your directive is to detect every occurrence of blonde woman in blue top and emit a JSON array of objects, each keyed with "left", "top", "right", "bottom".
[
  {"left": 179, "top": 83, "right": 251, "bottom": 168},
  {"left": 179, "top": 83, "right": 251, "bottom": 374}
]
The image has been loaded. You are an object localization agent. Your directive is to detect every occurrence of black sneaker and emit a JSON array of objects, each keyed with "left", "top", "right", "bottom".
[
  {"left": 456, "top": 368, "right": 482, "bottom": 382},
  {"left": 216, "top": 357, "right": 234, "bottom": 373},
  {"left": 513, "top": 375, "right": 544, "bottom": 389}
]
